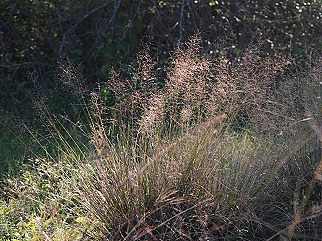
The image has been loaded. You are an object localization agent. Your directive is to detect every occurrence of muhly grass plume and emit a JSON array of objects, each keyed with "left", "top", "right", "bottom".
[
  {"left": 0, "top": 37, "right": 321, "bottom": 240},
  {"left": 137, "top": 36, "right": 295, "bottom": 140}
]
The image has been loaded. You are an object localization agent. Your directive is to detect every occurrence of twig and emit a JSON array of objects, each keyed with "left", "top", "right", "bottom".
[
  {"left": 178, "top": 0, "right": 185, "bottom": 43},
  {"left": 0, "top": 62, "right": 54, "bottom": 68}
]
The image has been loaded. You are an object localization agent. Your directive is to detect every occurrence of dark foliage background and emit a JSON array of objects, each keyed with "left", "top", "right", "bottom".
[{"left": 1, "top": 0, "right": 321, "bottom": 112}]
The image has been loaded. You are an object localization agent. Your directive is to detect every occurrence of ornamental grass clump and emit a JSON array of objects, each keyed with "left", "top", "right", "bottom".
[
  {"left": 68, "top": 38, "right": 321, "bottom": 239},
  {"left": 73, "top": 112, "right": 285, "bottom": 240},
  {"left": 0, "top": 37, "right": 321, "bottom": 240}
]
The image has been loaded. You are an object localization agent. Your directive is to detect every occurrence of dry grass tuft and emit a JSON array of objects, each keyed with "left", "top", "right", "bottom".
[
  {"left": 67, "top": 48, "right": 321, "bottom": 239},
  {"left": 1, "top": 39, "right": 321, "bottom": 240}
]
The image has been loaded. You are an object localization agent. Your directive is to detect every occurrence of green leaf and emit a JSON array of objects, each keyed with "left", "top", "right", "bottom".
[
  {"left": 134, "top": 19, "right": 144, "bottom": 33},
  {"left": 71, "top": 49, "right": 83, "bottom": 57},
  {"left": 101, "top": 64, "right": 110, "bottom": 75},
  {"left": 75, "top": 216, "right": 88, "bottom": 223}
]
